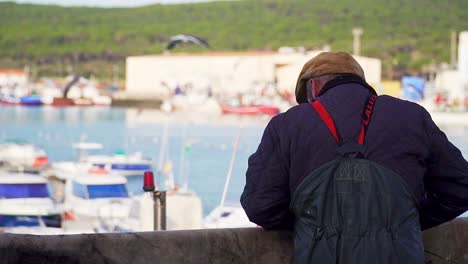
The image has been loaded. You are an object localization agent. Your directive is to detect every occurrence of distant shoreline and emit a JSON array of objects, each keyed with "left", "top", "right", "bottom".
[{"left": 125, "top": 108, "right": 468, "bottom": 128}]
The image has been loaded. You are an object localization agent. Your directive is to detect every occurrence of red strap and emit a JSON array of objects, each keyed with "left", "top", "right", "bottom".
[
  {"left": 311, "top": 100, "right": 340, "bottom": 143},
  {"left": 358, "top": 95, "right": 377, "bottom": 144},
  {"left": 312, "top": 95, "right": 377, "bottom": 146}
]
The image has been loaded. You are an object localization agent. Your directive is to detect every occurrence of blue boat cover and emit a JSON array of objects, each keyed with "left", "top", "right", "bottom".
[{"left": 402, "top": 76, "right": 425, "bottom": 101}]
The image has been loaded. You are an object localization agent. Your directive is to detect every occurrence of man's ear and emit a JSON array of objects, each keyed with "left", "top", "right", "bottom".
[
  {"left": 310, "top": 79, "right": 322, "bottom": 99},
  {"left": 306, "top": 79, "right": 314, "bottom": 102}
]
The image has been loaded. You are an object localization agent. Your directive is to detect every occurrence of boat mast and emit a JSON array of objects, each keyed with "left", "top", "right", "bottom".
[
  {"left": 219, "top": 125, "right": 242, "bottom": 211},
  {"left": 179, "top": 124, "right": 189, "bottom": 191},
  {"left": 158, "top": 121, "right": 169, "bottom": 172}
]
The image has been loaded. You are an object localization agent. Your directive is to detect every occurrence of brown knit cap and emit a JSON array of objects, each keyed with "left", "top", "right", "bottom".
[{"left": 295, "top": 52, "right": 366, "bottom": 103}]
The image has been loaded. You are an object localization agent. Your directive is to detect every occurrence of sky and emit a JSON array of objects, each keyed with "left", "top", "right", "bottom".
[{"left": 0, "top": 0, "right": 212, "bottom": 7}]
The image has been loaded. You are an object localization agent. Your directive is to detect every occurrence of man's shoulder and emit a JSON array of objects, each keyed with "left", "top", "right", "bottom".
[
  {"left": 284, "top": 103, "right": 314, "bottom": 116},
  {"left": 377, "top": 95, "right": 429, "bottom": 115},
  {"left": 264, "top": 104, "right": 312, "bottom": 134},
  {"left": 271, "top": 103, "right": 312, "bottom": 123}
]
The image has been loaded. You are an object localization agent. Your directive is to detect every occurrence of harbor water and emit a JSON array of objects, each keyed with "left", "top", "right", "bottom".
[{"left": 0, "top": 105, "right": 467, "bottom": 216}]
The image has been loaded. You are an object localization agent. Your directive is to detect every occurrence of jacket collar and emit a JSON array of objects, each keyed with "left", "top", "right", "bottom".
[{"left": 317, "top": 74, "right": 377, "bottom": 98}]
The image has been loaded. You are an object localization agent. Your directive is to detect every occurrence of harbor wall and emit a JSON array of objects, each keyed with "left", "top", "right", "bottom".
[
  {"left": 0, "top": 218, "right": 466, "bottom": 264},
  {"left": 110, "top": 95, "right": 163, "bottom": 108},
  {"left": 125, "top": 51, "right": 382, "bottom": 98}
]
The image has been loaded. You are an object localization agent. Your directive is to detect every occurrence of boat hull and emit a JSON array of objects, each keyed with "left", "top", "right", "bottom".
[{"left": 221, "top": 105, "right": 279, "bottom": 115}]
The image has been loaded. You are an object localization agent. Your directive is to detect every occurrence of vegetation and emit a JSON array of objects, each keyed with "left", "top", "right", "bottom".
[{"left": 0, "top": 0, "right": 466, "bottom": 79}]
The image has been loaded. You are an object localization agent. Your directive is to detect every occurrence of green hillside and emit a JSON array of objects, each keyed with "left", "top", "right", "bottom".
[{"left": 0, "top": 0, "right": 466, "bottom": 79}]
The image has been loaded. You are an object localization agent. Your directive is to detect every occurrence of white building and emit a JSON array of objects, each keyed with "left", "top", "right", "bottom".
[
  {"left": 435, "top": 31, "right": 468, "bottom": 101},
  {"left": 0, "top": 69, "right": 27, "bottom": 87},
  {"left": 125, "top": 50, "right": 381, "bottom": 98}
]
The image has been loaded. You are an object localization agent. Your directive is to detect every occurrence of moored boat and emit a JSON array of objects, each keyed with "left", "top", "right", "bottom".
[
  {"left": 204, "top": 203, "right": 256, "bottom": 228},
  {"left": 51, "top": 142, "right": 153, "bottom": 182},
  {"left": 221, "top": 104, "right": 279, "bottom": 115},
  {"left": 62, "top": 174, "right": 140, "bottom": 233},
  {"left": 20, "top": 96, "right": 42, "bottom": 106},
  {"left": 0, "top": 140, "right": 49, "bottom": 172},
  {"left": 0, "top": 95, "right": 42, "bottom": 106},
  {"left": 0, "top": 173, "right": 62, "bottom": 234}
]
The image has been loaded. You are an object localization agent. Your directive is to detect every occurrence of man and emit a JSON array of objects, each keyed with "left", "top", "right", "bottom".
[{"left": 240, "top": 52, "right": 468, "bottom": 263}]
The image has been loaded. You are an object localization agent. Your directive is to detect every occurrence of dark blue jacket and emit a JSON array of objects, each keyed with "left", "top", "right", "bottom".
[{"left": 240, "top": 80, "right": 468, "bottom": 231}]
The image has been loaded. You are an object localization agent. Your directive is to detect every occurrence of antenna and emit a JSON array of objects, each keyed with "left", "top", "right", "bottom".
[
  {"left": 352, "top": 28, "right": 363, "bottom": 56},
  {"left": 451, "top": 30, "right": 457, "bottom": 69},
  {"left": 113, "top": 64, "right": 119, "bottom": 87},
  {"left": 219, "top": 125, "right": 242, "bottom": 211}
]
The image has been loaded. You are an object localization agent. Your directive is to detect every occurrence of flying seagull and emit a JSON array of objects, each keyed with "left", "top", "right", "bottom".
[{"left": 166, "top": 34, "right": 211, "bottom": 50}]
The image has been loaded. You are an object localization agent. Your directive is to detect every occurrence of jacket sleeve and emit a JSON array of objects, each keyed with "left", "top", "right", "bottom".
[
  {"left": 419, "top": 110, "right": 468, "bottom": 230},
  {"left": 240, "top": 116, "right": 294, "bottom": 230}
]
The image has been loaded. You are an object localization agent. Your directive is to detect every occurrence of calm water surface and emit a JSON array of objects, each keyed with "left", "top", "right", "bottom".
[{"left": 0, "top": 105, "right": 466, "bottom": 215}]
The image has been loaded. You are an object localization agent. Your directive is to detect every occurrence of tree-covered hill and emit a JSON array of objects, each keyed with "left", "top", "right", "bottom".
[{"left": 0, "top": 0, "right": 466, "bottom": 79}]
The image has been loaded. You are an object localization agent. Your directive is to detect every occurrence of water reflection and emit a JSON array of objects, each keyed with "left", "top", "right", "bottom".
[{"left": 0, "top": 105, "right": 466, "bottom": 214}]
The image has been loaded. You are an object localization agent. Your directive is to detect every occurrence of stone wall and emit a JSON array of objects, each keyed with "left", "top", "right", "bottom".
[{"left": 0, "top": 218, "right": 466, "bottom": 264}]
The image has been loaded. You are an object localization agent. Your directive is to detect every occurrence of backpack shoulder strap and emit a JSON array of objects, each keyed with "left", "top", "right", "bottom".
[
  {"left": 311, "top": 95, "right": 378, "bottom": 146},
  {"left": 311, "top": 100, "right": 340, "bottom": 143},
  {"left": 357, "top": 95, "right": 377, "bottom": 144}
]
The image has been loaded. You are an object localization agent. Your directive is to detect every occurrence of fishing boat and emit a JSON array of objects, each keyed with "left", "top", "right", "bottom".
[
  {"left": 19, "top": 96, "right": 43, "bottom": 106},
  {"left": 0, "top": 173, "right": 62, "bottom": 234},
  {"left": 52, "top": 167, "right": 203, "bottom": 232},
  {"left": 0, "top": 83, "right": 41, "bottom": 106},
  {"left": 84, "top": 152, "right": 153, "bottom": 177},
  {"left": 220, "top": 105, "right": 279, "bottom": 115},
  {"left": 40, "top": 75, "right": 111, "bottom": 107},
  {"left": 62, "top": 174, "right": 140, "bottom": 233},
  {"left": 0, "top": 95, "right": 42, "bottom": 106},
  {"left": 49, "top": 97, "right": 75, "bottom": 107},
  {"left": 52, "top": 142, "right": 153, "bottom": 182},
  {"left": 0, "top": 140, "right": 49, "bottom": 172},
  {"left": 74, "top": 142, "right": 152, "bottom": 176}
]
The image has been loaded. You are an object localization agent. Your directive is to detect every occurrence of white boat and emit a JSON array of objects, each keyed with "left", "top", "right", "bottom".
[
  {"left": 60, "top": 171, "right": 203, "bottom": 232},
  {"left": 53, "top": 169, "right": 203, "bottom": 232},
  {"left": 203, "top": 125, "right": 256, "bottom": 229},
  {"left": 52, "top": 142, "right": 153, "bottom": 181},
  {"left": 137, "top": 189, "right": 204, "bottom": 231},
  {"left": 56, "top": 132, "right": 203, "bottom": 232},
  {"left": 84, "top": 151, "right": 153, "bottom": 177},
  {"left": 204, "top": 203, "right": 256, "bottom": 229},
  {"left": 62, "top": 174, "right": 140, "bottom": 233},
  {"left": 129, "top": 122, "right": 203, "bottom": 231},
  {"left": 0, "top": 173, "right": 63, "bottom": 234},
  {"left": 0, "top": 140, "right": 49, "bottom": 172}
]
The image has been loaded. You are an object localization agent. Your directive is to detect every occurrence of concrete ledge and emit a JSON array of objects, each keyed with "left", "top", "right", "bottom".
[
  {"left": 111, "top": 97, "right": 162, "bottom": 108},
  {"left": 0, "top": 218, "right": 467, "bottom": 264},
  {"left": 423, "top": 218, "right": 468, "bottom": 263},
  {"left": 0, "top": 228, "right": 292, "bottom": 264}
]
